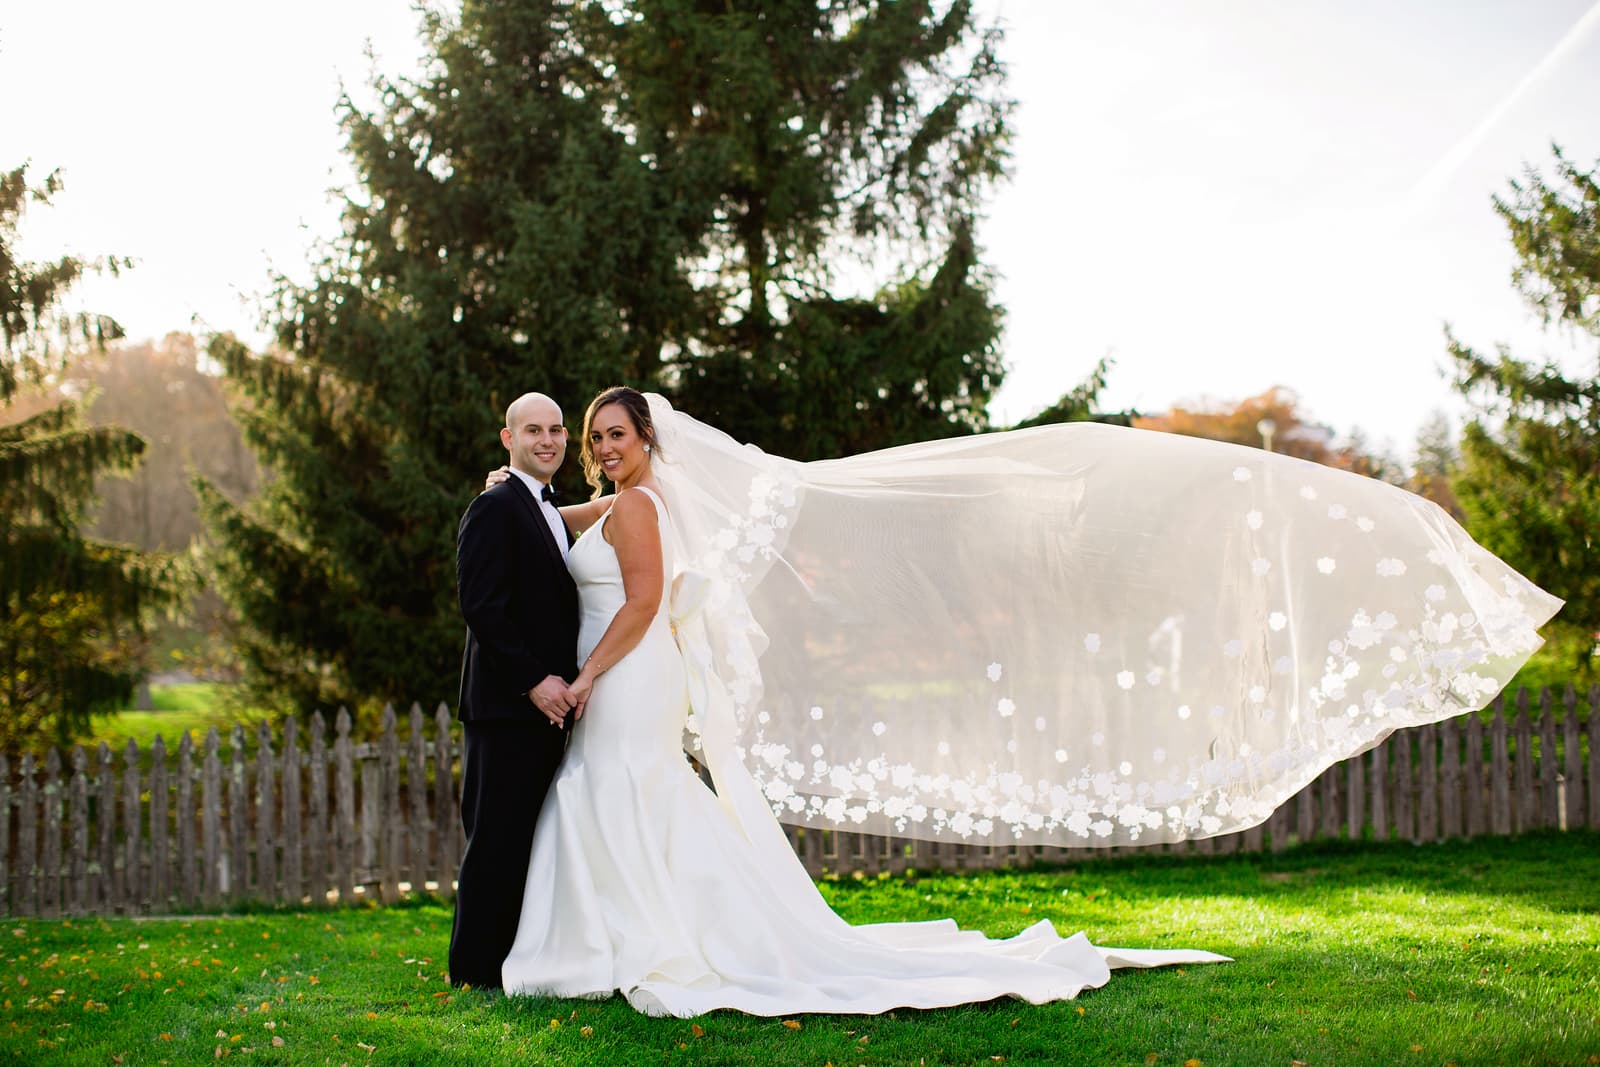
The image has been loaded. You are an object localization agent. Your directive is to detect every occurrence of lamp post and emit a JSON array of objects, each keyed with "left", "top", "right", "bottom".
[{"left": 1256, "top": 417, "right": 1277, "bottom": 453}]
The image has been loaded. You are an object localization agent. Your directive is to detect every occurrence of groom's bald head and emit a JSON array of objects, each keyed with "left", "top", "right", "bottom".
[{"left": 506, "top": 392, "right": 562, "bottom": 430}]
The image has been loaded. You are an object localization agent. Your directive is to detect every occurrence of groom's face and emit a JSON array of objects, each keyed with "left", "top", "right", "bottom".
[{"left": 501, "top": 396, "right": 567, "bottom": 482}]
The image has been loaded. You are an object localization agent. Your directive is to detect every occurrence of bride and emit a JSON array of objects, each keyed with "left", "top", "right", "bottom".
[{"left": 495, "top": 386, "right": 1559, "bottom": 1016}]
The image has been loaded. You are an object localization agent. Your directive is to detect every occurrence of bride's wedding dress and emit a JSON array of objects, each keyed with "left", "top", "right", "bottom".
[{"left": 500, "top": 486, "right": 1228, "bottom": 1016}]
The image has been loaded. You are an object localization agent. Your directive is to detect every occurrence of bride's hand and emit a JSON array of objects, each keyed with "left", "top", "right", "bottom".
[
  {"left": 568, "top": 673, "right": 595, "bottom": 721},
  {"left": 484, "top": 465, "right": 510, "bottom": 491}
]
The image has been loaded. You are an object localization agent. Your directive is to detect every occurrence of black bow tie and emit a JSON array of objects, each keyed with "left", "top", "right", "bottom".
[{"left": 540, "top": 483, "right": 560, "bottom": 504}]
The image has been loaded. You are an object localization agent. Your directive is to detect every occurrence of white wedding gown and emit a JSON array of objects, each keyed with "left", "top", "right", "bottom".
[{"left": 501, "top": 486, "right": 1228, "bottom": 1017}]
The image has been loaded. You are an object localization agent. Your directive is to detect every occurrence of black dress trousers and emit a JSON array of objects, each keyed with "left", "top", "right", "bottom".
[{"left": 447, "top": 719, "right": 565, "bottom": 989}]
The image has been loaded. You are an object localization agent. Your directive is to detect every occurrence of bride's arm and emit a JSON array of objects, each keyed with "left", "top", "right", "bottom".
[
  {"left": 481, "top": 466, "right": 613, "bottom": 533},
  {"left": 558, "top": 495, "right": 615, "bottom": 536},
  {"left": 566, "top": 488, "right": 662, "bottom": 718}
]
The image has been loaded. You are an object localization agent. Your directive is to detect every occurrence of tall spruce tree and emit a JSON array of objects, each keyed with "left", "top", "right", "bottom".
[
  {"left": 204, "top": 0, "right": 1016, "bottom": 712},
  {"left": 0, "top": 165, "right": 180, "bottom": 748},
  {"left": 199, "top": 0, "right": 703, "bottom": 714},
  {"left": 620, "top": 0, "right": 1013, "bottom": 458},
  {"left": 1449, "top": 147, "right": 1598, "bottom": 668}
]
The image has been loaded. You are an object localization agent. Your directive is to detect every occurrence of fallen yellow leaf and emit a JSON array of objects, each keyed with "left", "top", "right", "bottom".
[
  {"left": 580, "top": 1026, "right": 594, "bottom": 1038},
  {"left": 782, "top": 1019, "right": 801, "bottom": 1030},
  {"left": 691, "top": 1023, "right": 705, "bottom": 1038},
  {"left": 1410, "top": 1046, "right": 1424, "bottom": 1053},
  {"left": 1183, "top": 1060, "right": 1202, "bottom": 1067},
  {"left": 1146, "top": 1055, "right": 1159, "bottom": 1066},
  {"left": 366, "top": 1012, "right": 379, "bottom": 1020}
]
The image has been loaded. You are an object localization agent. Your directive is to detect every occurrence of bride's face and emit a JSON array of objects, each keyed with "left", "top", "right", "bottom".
[{"left": 589, "top": 402, "right": 650, "bottom": 485}]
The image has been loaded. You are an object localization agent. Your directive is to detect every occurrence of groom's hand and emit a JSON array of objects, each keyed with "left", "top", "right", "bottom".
[{"left": 529, "top": 675, "right": 577, "bottom": 727}]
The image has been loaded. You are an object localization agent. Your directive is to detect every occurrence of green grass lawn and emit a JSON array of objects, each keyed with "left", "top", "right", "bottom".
[
  {"left": 88, "top": 685, "right": 260, "bottom": 755},
  {"left": 1, "top": 832, "right": 1596, "bottom": 1066}
]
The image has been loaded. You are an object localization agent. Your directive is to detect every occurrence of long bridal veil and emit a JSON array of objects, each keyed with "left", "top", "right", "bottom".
[{"left": 644, "top": 393, "right": 1562, "bottom": 848}]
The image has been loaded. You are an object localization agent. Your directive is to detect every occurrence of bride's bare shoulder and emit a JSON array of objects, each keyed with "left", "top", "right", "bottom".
[
  {"left": 617, "top": 483, "right": 666, "bottom": 516},
  {"left": 602, "top": 485, "right": 663, "bottom": 541}
]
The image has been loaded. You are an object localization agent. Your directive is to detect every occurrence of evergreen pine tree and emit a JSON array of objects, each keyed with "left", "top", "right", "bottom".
[
  {"left": 1450, "top": 147, "right": 1599, "bottom": 669},
  {"left": 0, "top": 165, "right": 181, "bottom": 747}
]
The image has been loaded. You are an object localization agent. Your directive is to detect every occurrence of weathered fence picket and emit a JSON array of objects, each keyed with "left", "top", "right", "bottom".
[
  {"left": 334, "top": 710, "right": 356, "bottom": 903},
  {"left": 407, "top": 706, "right": 429, "bottom": 893},
  {"left": 283, "top": 717, "right": 302, "bottom": 904},
  {"left": 202, "top": 730, "right": 221, "bottom": 906},
  {"left": 177, "top": 733, "right": 196, "bottom": 905},
  {"left": 1561, "top": 689, "right": 1582, "bottom": 831},
  {"left": 0, "top": 688, "right": 1593, "bottom": 915},
  {"left": 256, "top": 723, "right": 276, "bottom": 902},
  {"left": 0, "top": 755, "right": 9, "bottom": 912},
  {"left": 96, "top": 745, "right": 115, "bottom": 911},
  {"left": 17, "top": 754, "right": 35, "bottom": 915},
  {"left": 380, "top": 705, "right": 402, "bottom": 904},
  {"left": 69, "top": 749, "right": 88, "bottom": 914},
  {"left": 121, "top": 742, "right": 141, "bottom": 911},
  {"left": 228, "top": 726, "right": 246, "bottom": 902},
  {"left": 1439, "top": 718, "right": 1460, "bottom": 839},
  {"left": 308, "top": 712, "right": 329, "bottom": 903},
  {"left": 1589, "top": 687, "right": 1600, "bottom": 831},
  {"left": 431, "top": 705, "right": 455, "bottom": 896},
  {"left": 1539, "top": 697, "right": 1560, "bottom": 829},
  {"left": 41, "top": 750, "right": 61, "bottom": 918},
  {"left": 1491, "top": 707, "right": 1512, "bottom": 835},
  {"left": 151, "top": 737, "right": 170, "bottom": 910},
  {"left": 1514, "top": 692, "right": 1536, "bottom": 832}
]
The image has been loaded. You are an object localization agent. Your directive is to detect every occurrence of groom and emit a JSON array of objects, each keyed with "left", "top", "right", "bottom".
[{"left": 448, "top": 391, "right": 580, "bottom": 991}]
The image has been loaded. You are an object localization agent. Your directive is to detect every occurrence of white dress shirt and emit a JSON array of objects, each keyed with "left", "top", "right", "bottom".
[{"left": 507, "top": 466, "right": 570, "bottom": 561}]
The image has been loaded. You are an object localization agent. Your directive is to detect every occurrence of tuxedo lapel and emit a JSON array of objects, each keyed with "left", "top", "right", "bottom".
[{"left": 506, "top": 476, "right": 566, "bottom": 567}]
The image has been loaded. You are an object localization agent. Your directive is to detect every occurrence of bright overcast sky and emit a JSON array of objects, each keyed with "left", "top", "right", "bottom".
[{"left": 4, "top": 1, "right": 1599, "bottom": 456}]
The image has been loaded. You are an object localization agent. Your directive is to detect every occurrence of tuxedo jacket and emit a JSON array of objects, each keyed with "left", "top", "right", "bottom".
[{"left": 456, "top": 476, "right": 580, "bottom": 723}]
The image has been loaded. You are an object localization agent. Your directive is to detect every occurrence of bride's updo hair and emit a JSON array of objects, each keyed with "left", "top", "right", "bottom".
[{"left": 579, "top": 386, "right": 660, "bottom": 498}]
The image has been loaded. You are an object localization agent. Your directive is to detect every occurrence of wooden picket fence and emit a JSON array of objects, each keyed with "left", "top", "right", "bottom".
[{"left": 0, "top": 687, "right": 1595, "bottom": 916}]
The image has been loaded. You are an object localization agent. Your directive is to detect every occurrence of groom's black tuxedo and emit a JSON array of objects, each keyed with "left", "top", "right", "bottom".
[
  {"left": 456, "top": 477, "right": 580, "bottom": 718},
  {"left": 449, "top": 474, "right": 578, "bottom": 991}
]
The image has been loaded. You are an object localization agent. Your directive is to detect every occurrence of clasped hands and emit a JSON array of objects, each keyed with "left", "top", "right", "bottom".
[{"left": 529, "top": 674, "right": 593, "bottom": 728}]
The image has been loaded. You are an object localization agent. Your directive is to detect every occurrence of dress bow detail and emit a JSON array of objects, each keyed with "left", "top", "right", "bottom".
[{"left": 668, "top": 570, "right": 716, "bottom": 744}]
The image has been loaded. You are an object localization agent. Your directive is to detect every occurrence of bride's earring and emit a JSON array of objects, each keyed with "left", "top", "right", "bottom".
[{"left": 644, "top": 444, "right": 652, "bottom": 453}]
